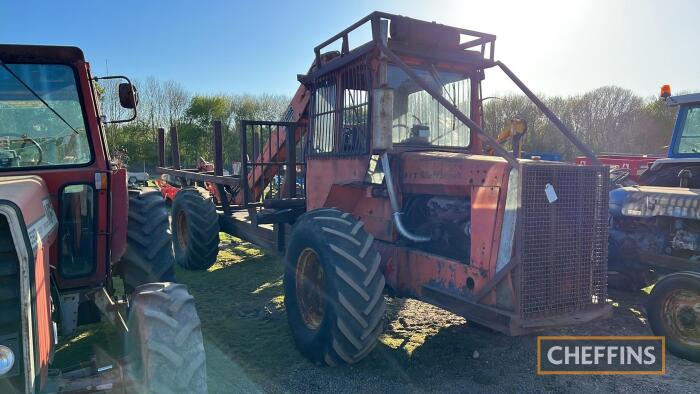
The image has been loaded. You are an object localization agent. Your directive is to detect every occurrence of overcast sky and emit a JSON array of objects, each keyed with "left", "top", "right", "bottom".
[{"left": 2, "top": 0, "right": 698, "bottom": 98}]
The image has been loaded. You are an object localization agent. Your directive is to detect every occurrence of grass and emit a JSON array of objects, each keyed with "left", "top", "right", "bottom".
[
  {"left": 176, "top": 233, "right": 302, "bottom": 390},
  {"left": 52, "top": 232, "right": 486, "bottom": 391},
  {"left": 51, "top": 323, "right": 122, "bottom": 369},
  {"left": 52, "top": 233, "right": 300, "bottom": 389}
]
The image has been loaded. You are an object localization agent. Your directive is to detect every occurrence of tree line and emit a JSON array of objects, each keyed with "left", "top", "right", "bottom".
[
  {"left": 103, "top": 79, "right": 678, "bottom": 171},
  {"left": 483, "top": 86, "right": 678, "bottom": 160},
  {"left": 102, "top": 77, "right": 289, "bottom": 171}
]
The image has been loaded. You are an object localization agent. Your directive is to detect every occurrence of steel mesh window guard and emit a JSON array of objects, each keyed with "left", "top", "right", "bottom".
[{"left": 309, "top": 60, "right": 371, "bottom": 158}]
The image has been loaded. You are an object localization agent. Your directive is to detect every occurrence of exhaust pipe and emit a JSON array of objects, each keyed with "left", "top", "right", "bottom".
[{"left": 381, "top": 153, "right": 431, "bottom": 243}]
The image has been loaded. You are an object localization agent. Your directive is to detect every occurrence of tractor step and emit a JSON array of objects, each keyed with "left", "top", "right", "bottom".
[
  {"left": 256, "top": 207, "right": 305, "bottom": 224},
  {"left": 263, "top": 198, "right": 306, "bottom": 209}
]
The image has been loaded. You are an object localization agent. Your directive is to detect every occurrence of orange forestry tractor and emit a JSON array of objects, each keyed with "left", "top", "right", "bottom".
[
  {"left": 160, "top": 12, "right": 611, "bottom": 366},
  {"left": 0, "top": 45, "right": 206, "bottom": 392}
]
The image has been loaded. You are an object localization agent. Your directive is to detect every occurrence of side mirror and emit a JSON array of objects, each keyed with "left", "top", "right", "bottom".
[
  {"left": 93, "top": 75, "right": 138, "bottom": 123},
  {"left": 118, "top": 83, "right": 138, "bottom": 109}
]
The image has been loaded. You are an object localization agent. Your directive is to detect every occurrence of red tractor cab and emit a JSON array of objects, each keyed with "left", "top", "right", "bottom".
[{"left": 0, "top": 45, "right": 206, "bottom": 393}]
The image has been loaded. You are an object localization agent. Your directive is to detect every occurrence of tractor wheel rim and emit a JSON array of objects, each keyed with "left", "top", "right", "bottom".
[
  {"left": 176, "top": 211, "right": 189, "bottom": 250},
  {"left": 663, "top": 288, "right": 700, "bottom": 348},
  {"left": 296, "top": 248, "right": 325, "bottom": 330}
]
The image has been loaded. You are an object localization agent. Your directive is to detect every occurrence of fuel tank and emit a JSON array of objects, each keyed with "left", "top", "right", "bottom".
[{"left": 0, "top": 175, "right": 58, "bottom": 393}]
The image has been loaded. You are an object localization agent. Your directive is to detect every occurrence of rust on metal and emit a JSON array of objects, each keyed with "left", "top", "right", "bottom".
[
  {"left": 518, "top": 163, "right": 609, "bottom": 319},
  {"left": 296, "top": 248, "right": 326, "bottom": 330}
]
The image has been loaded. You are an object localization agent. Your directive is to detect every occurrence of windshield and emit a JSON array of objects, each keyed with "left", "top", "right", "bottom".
[
  {"left": 676, "top": 105, "right": 700, "bottom": 154},
  {"left": 387, "top": 65, "right": 471, "bottom": 148},
  {"left": 0, "top": 63, "right": 91, "bottom": 169}
]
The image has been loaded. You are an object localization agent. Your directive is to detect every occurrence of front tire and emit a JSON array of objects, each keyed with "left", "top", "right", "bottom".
[
  {"left": 120, "top": 188, "right": 175, "bottom": 292},
  {"left": 171, "top": 187, "right": 220, "bottom": 270},
  {"left": 127, "top": 282, "right": 207, "bottom": 393},
  {"left": 647, "top": 271, "right": 700, "bottom": 362},
  {"left": 284, "top": 208, "right": 386, "bottom": 366}
]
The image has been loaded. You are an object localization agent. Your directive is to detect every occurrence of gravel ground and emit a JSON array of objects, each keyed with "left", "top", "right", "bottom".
[
  {"left": 192, "top": 238, "right": 700, "bottom": 393},
  {"left": 252, "top": 291, "right": 698, "bottom": 394},
  {"left": 54, "top": 236, "right": 699, "bottom": 393}
]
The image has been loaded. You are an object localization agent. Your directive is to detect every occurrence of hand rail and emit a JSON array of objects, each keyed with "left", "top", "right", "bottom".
[
  {"left": 314, "top": 11, "right": 497, "bottom": 67},
  {"left": 496, "top": 61, "right": 602, "bottom": 166}
]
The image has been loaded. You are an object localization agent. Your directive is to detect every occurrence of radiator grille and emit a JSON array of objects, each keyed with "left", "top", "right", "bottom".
[
  {"left": 519, "top": 163, "right": 608, "bottom": 319},
  {"left": 0, "top": 215, "right": 23, "bottom": 388}
]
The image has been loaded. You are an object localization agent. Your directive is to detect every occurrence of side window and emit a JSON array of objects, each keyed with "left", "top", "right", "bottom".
[
  {"left": 309, "top": 62, "right": 371, "bottom": 157},
  {"left": 310, "top": 76, "right": 337, "bottom": 154},
  {"left": 59, "top": 184, "right": 95, "bottom": 278},
  {"left": 677, "top": 107, "right": 700, "bottom": 154},
  {"left": 340, "top": 67, "right": 369, "bottom": 154}
]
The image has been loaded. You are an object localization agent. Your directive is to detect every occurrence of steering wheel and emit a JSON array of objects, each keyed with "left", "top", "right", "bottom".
[
  {"left": 610, "top": 167, "right": 631, "bottom": 186},
  {"left": 18, "top": 137, "right": 43, "bottom": 165}
]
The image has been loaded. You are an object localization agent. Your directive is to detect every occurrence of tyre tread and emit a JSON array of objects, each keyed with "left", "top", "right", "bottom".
[
  {"left": 172, "top": 187, "right": 220, "bottom": 270},
  {"left": 286, "top": 208, "right": 385, "bottom": 366}
]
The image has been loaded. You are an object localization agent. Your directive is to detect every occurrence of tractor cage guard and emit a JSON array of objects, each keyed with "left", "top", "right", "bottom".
[
  {"left": 312, "top": 11, "right": 602, "bottom": 167},
  {"left": 155, "top": 12, "right": 605, "bottom": 252}
]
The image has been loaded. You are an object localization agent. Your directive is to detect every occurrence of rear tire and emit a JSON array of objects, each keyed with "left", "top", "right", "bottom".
[
  {"left": 172, "top": 187, "right": 220, "bottom": 270},
  {"left": 647, "top": 271, "right": 700, "bottom": 362},
  {"left": 127, "top": 282, "right": 207, "bottom": 393},
  {"left": 120, "top": 188, "right": 175, "bottom": 292},
  {"left": 284, "top": 208, "right": 386, "bottom": 365}
]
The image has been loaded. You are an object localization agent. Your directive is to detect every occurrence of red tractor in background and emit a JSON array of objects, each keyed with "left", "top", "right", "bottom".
[
  {"left": 0, "top": 45, "right": 206, "bottom": 392},
  {"left": 162, "top": 12, "right": 611, "bottom": 366},
  {"left": 577, "top": 154, "right": 661, "bottom": 184}
]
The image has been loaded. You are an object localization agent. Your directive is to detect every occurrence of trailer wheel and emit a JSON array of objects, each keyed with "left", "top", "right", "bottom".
[
  {"left": 647, "top": 271, "right": 700, "bottom": 362},
  {"left": 284, "top": 208, "right": 386, "bottom": 365},
  {"left": 120, "top": 188, "right": 175, "bottom": 292},
  {"left": 127, "top": 282, "right": 207, "bottom": 393},
  {"left": 171, "top": 187, "right": 220, "bottom": 270}
]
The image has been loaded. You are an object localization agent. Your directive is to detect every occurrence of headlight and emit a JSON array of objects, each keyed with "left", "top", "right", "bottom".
[{"left": 0, "top": 345, "right": 15, "bottom": 375}]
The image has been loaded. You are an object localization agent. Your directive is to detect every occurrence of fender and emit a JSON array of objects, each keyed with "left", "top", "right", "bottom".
[{"left": 610, "top": 185, "right": 700, "bottom": 220}]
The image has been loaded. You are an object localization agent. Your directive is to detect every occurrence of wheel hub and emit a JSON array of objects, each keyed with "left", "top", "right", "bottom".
[
  {"left": 664, "top": 289, "right": 700, "bottom": 347},
  {"left": 679, "top": 307, "right": 697, "bottom": 329},
  {"left": 296, "top": 248, "right": 325, "bottom": 330},
  {"left": 176, "top": 211, "right": 189, "bottom": 249}
]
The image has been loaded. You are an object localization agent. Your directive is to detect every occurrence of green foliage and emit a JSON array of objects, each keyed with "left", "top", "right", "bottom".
[
  {"left": 483, "top": 87, "right": 679, "bottom": 160},
  {"left": 105, "top": 122, "right": 156, "bottom": 169},
  {"left": 186, "top": 95, "right": 233, "bottom": 128},
  {"left": 175, "top": 93, "right": 288, "bottom": 167},
  {"left": 102, "top": 77, "right": 289, "bottom": 169}
]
